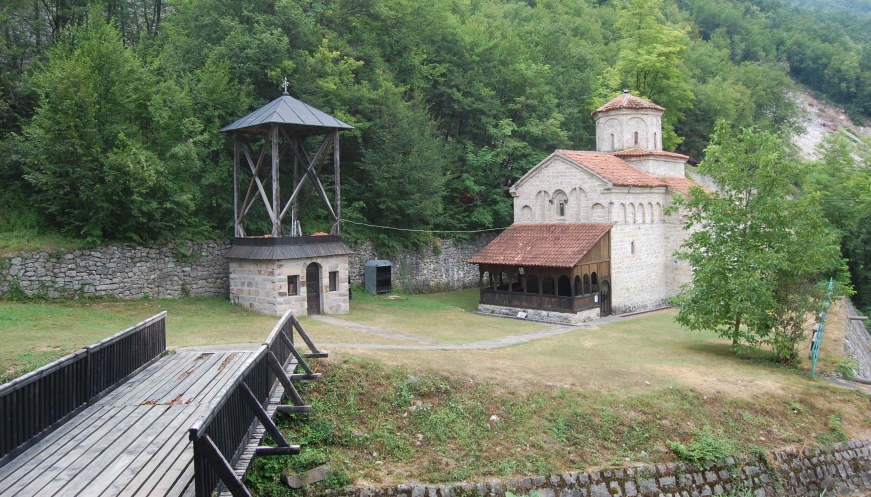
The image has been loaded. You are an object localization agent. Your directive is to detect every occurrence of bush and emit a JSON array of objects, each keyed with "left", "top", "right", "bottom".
[{"left": 667, "top": 427, "right": 735, "bottom": 466}]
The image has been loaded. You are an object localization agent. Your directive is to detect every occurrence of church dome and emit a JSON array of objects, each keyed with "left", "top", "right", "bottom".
[
  {"left": 593, "top": 90, "right": 665, "bottom": 115},
  {"left": 593, "top": 90, "right": 665, "bottom": 153}
]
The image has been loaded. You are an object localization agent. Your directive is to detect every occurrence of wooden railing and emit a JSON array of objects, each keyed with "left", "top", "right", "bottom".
[
  {"left": 188, "top": 311, "right": 326, "bottom": 497},
  {"left": 0, "top": 312, "right": 166, "bottom": 468},
  {"left": 480, "top": 288, "right": 597, "bottom": 312}
]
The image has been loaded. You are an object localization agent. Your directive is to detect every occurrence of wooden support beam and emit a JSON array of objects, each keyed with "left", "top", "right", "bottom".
[
  {"left": 266, "top": 351, "right": 310, "bottom": 409},
  {"left": 290, "top": 314, "right": 327, "bottom": 357},
  {"left": 277, "top": 331, "right": 319, "bottom": 377},
  {"left": 233, "top": 135, "right": 242, "bottom": 237},
  {"left": 271, "top": 125, "right": 281, "bottom": 237},
  {"left": 333, "top": 130, "right": 341, "bottom": 235},
  {"left": 239, "top": 382, "right": 295, "bottom": 451},
  {"left": 236, "top": 135, "right": 270, "bottom": 225},
  {"left": 197, "top": 435, "right": 252, "bottom": 497},
  {"left": 254, "top": 446, "right": 300, "bottom": 456},
  {"left": 240, "top": 136, "right": 277, "bottom": 224},
  {"left": 279, "top": 131, "right": 337, "bottom": 222}
]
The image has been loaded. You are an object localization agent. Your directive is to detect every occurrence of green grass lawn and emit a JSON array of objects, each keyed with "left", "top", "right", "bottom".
[
  {"left": 2, "top": 290, "right": 870, "bottom": 494},
  {"left": 0, "top": 298, "right": 279, "bottom": 382},
  {"left": 342, "top": 288, "right": 547, "bottom": 345}
]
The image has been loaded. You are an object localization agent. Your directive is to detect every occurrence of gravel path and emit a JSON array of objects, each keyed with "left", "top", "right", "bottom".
[{"left": 310, "top": 313, "right": 630, "bottom": 350}]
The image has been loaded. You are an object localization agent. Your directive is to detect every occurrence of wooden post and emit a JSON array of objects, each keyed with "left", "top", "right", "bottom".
[
  {"left": 333, "top": 130, "right": 341, "bottom": 235},
  {"left": 271, "top": 125, "right": 281, "bottom": 237},
  {"left": 293, "top": 137, "right": 299, "bottom": 236},
  {"left": 233, "top": 135, "right": 242, "bottom": 237}
]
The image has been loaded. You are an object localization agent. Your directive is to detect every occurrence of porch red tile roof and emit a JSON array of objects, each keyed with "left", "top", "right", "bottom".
[
  {"left": 557, "top": 150, "right": 668, "bottom": 188},
  {"left": 469, "top": 223, "right": 612, "bottom": 269}
]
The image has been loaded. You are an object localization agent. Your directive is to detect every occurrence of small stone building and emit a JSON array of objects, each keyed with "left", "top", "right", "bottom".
[
  {"left": 471, "top": 91, "right": 699, "bottom": 322},
  {"left": 227, "top": 235, "right": 351, "bottom": 317}
]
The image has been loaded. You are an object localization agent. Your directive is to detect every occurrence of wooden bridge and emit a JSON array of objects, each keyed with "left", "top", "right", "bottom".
[{"left": 0, "top": 311, "right": 326, "bottom": 496}]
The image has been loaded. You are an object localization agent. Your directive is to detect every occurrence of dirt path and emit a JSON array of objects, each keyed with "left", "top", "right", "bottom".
[{"left": 309, "top": 312, "right": 630, "bottom": 350}]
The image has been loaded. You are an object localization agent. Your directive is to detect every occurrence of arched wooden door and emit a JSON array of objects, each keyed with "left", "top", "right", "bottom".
[
  {"left": 599, "top": 279, "right": 611, "bottom": 317},
  {"left": 306, "top": 263, "right": 321, "bottom": 315}
]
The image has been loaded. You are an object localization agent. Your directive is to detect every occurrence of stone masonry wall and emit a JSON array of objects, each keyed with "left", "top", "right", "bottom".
[
  {"left": 348, "top": 234, "right": 497, "bottom": 293},
  {"left": 0, "top": 235, "right": 495, "bottom": 300},
  {"left": 0, "top": 240, "right": 231, "bottom": 299},
  {"left": 324, "top": 439, "right": 871, "bottom": 497}
]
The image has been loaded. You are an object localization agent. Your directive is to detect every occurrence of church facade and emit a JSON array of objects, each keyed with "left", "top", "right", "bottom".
[{"left": 470, "top": 91, "right": 698, "bottom": 322}]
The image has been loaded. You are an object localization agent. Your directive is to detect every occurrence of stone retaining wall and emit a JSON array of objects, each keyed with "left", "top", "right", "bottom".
[
  {"left": 323, "top": 440, "right": 871, "bottom": 497},
  {"left": 0, "top": 241, "right": 231, "bottom": 299},
  {"left": 0, "top": 234, "right": 496, "bottom": 299},
  {"left": 348, "top": 234, "right": 497, "bottom": 293}
]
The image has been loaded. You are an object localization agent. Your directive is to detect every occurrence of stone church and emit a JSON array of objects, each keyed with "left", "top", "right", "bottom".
[{"left": 470, "top": 91, "right": 698, "bottom": 324}]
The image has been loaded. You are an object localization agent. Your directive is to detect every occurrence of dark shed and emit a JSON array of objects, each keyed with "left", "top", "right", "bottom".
[{"left": 364, "top": 260, "right": 393, "bottom": 295}]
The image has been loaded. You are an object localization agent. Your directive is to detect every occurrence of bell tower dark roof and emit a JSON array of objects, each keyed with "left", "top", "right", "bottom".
[{"left": 220, "top": 92, "right": 353, "bottom": 136}]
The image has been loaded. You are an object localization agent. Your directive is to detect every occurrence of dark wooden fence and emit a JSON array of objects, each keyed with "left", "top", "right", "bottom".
[
  {"left": 0, "top": 312, "right": 166, "bottom": 468},
  {"left": 481, "top": 288, "right": 597, "bottom": 312},
  {"left": 188, "top": 311, "right": 326, "bottom": 497}
]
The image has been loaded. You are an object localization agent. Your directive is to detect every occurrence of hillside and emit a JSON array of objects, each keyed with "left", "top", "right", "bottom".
[{"left": 792, "top": 89, "right": 871, "bottom": 160}]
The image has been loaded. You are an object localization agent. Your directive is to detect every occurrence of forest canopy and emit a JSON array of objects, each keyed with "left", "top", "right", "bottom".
[{"left": 0, "top": 0, "right": 869, "bottom": 252}]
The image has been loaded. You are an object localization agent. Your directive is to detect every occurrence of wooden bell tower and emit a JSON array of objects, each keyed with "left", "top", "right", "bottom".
[
  {"left": 222, "top": 85, "right": 354, "bottom": 317},
  {"left": 221, "top": 83, "right": 354, "bottom": 237}
]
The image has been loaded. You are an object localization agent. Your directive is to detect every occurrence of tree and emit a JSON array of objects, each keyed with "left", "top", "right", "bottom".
[
  {"left": 19, "top": 15, "right": 203, "bottom": 243},
  {"left": 603, "top": 0, "right": 693, "bottom": 150},
  {"left": 669, "top": 122, "right": 842, "bottom": 363}
]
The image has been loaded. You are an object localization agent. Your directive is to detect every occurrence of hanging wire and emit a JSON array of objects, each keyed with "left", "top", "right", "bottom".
[{"left": 341, "top": 219, "right": 507, "bottom": 234}]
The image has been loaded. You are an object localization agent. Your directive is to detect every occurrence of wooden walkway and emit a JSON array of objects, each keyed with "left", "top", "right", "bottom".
[{"left": 0, "top": 349, "right": 254, "bottom": 497}]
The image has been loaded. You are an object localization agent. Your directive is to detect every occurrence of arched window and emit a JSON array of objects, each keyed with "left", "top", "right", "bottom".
[
  {"left": 558, "top": 202, "right": 565, "bottom": 217},
  {"left": 591, "top": 272, "right": 598, "bottom": 293},
  {"left": 574, "top": 275, "right": 582, "bottom": 296},
  {"left": 654, "top": 132, "right": 658, "bottom": 150},
  {"left": 542, "top": 276, "right": 556, "bottom": 296},
  {"left": 631, "top": 241, "right": 635, "bottom": 255},
  {"left": 583, "top": 274, "right": 590, "bottom": 295},
  {"left": 526, "top": 275, "right": 539, "bottom": 294},
  {"left": 558, "top": 275, "right": 572, "bottom": 297},
  {"left": 634, "top": 131, "right": 639, "bottom": 146},
  {"left": 610, "top": 134, "right": 615, "bottom": 151}
]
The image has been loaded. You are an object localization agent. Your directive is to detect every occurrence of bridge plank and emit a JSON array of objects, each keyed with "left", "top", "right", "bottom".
[
  {"left": 120, "top": 353, "right": 252, "bottom": 497},
  {"left": 0, "top": 350, "right": 255, "bottom": 497}
]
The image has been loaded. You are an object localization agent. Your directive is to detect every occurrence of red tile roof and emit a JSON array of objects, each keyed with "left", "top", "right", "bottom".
[
  {"left": 469, "top": 223, "right": 612, "bottom": 268},
  {"left": 557, "top": 150, "right": 668, "bottom": 188},
  {"left": 594, "top": 91, "right": 665, "bottom": 114},
  {"left": 613, "top": 148, "right": 689, "bottom": 161},
  {"left": 661, "top": 176, "right": 702, "bottom": 196}
]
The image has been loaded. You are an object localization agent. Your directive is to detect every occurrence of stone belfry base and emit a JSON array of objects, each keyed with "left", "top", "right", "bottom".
[{"left": 226, "top": 236, "right": 351, "bottom": 317}]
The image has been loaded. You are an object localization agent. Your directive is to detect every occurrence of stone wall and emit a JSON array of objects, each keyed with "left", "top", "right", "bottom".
[
  {"left": 324, "top": 439, "right": 871, "bottom": 497},
  {"left": 0, "top": 235, "right": 495, "bottom": 300},
  {"left": 348, "top": 234, "right": 497, "bottom": 293},
  {"left": 0, "top": 241, "right": 231, "bottom": 299}
]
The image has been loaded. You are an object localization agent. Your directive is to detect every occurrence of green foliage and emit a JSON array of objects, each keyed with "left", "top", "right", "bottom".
[
  {"left": 1, "top": 0, "right": 870, "bottom": 255},
  {"left": 802, "top": 132, "right": 871, "bottom": 314},
  {"left": 667, "top": 427, "right": 736, "bottom": 466},
  {"left": 669, "top": 122, "right": 842, "bottom": 362},
  {"left": 603, "top": 0, "right": 694, "bottom": 150}
]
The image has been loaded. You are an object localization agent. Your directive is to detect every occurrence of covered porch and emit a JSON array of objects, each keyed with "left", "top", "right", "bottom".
[{"left": 469, "top": 223, "right": 612, "bottom": 318}]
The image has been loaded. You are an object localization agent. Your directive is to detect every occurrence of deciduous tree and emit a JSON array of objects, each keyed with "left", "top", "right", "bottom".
[{"left": 669, "top": 122, "right": 842, "bottom": 363}]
